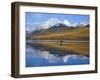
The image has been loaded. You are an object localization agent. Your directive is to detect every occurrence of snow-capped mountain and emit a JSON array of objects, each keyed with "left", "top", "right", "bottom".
[
  {"left": 27, "top": 18, "right": 90, "bottom": 35},
  {"left": 28, "top": 18, "right": 73, "bottom": 35},
  {"left": 38, "top": 18, "right": 62, "bottom": 30},
  {"left": 26, "top": 17, "right": 89, "bottom": 34},
  {"left": 26, "top": 18, "right": 72, "bottom": 33},
  {"left": 49, "top": 23, "right": 69, "bottom": 29},
  {"left": 77, "top": 23, "right": 89, "bottom": 27}
]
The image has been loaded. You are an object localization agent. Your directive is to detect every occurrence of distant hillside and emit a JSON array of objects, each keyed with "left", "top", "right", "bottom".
[
  {"left": 31, "top": 23, "right": 73, "bottom": 35},
  {"left": 30, "top": 26, "right": 89, "bottom": 41}
]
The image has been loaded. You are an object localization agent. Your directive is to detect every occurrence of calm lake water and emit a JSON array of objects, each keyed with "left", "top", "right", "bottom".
[{"left": 26, "top": 42, "right": 89, "bottom": 67}]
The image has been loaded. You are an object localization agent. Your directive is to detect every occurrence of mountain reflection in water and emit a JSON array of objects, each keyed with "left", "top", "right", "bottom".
[{"left": 26, "top": 43, "right": 89, "bottom": 67}]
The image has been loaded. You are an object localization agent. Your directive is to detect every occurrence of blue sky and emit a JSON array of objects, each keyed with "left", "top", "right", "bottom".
[{"left": 25, "top": 12, "right": 90, "bottom": 31}]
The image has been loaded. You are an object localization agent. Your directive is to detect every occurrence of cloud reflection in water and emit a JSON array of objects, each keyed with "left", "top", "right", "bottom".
[{"left": 26, "top": 44, "right": 89, "bottom": 67}]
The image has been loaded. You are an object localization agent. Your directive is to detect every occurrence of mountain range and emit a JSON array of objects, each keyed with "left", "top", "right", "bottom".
[
  {"left": 26, "top": 18, "right": 73, "bottom": 33},
  {"left": 26, "top": 18, "right": 89, "bottom": 40}
]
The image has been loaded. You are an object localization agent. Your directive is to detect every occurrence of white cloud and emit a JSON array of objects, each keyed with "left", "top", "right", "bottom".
[
  {"left": 63, "top": 54, "right": 88, "bottom": 63},
  {"left": 26, "top": 27, "right": 35, "bottom": 32},
  {"left": 63, "top": 20, "right": 71, "bottom": 26},
  {"left": 79, "top": 22, "right": 89, "bottom": 26},
  {"left": 63, "top": 55, "right": 78, "bottom": 63},
  {"left": 71, "top": 23, "right": 78, "bottom": 27}
]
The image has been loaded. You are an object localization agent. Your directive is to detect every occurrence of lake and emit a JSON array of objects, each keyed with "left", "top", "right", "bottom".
[{"left": 26, "top": 41, "right": 89, "bottom": 67}]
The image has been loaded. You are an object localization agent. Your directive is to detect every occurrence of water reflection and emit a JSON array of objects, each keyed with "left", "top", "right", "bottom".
[{"left": 26, "top": 43, "right": 89, "bottom": 67}]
